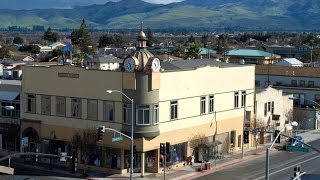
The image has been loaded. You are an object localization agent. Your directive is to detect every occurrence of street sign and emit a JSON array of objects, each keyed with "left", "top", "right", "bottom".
[
  {"left": 287, "top": 145, "right": 309, "bottom": 152},
  {"left": 21, "top": 137, "right": 28, "bottom": 147},
  {"left": 112, "top": 136, "right": 123, "bottom": 142}
]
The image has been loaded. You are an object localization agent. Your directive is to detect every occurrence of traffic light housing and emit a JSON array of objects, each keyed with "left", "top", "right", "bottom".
[
  {"left": 160, "top": 143, "right": 165, "bottom": 155},
  {"left": 166, "top": 142, "right": 170, "bottom": 154},
  {"left": 133, "top": 145, "right": 137, "bottom": 154},
  {"left": 243, "top": 130, "right": 249, "bottom": 144},
  {"left": 96, "top": 126, "right": 104, "bottom": 141},
  {"left": 274, "top": 130, "right": 280, "bottom": 143}
]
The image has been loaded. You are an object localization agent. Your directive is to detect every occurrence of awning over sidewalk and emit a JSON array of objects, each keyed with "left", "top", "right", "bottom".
[{"left": 0, "top": 91, "right": 19, "bottom": 101}]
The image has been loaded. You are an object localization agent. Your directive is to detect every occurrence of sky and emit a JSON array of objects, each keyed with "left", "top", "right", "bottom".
[{"left": 0, "top": 0, "right": 184, "bottom": 10}]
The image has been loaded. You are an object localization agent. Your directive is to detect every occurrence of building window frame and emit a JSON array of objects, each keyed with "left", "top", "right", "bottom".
[
  {"left": 41, "top": 95, "right": 51, "bottom": 115},
  {"left": 241, "top": 91, "right": 246, "bottom": 107},
  {"left": 200, "top": 96, "right": 206, "bottom": 115},
  {"left": 268, "top": 102, "right": 271, "bottom": 112},
  {"left": 87, "top": 99, "right": 98, "bottom": 120},
  {"left": 291, "top": 80, "right": 297, "bottom": 87},
  {"left": 154, "top": 104, "right": 159, "bottom": 124},
  {"left": 123, "top": 103, "right": 132, "bottom": 125},
  {"left": 308, "top": 81, "right": 314, "bottom": 87},
  {"left": 137, "top": 105, "right": 150, "bottom": 125},
  {"left": 234, "top": 92, "right": 239, "bottom": 108},
  {"left": 271, "top": 101, "right": 274, "bottom": 114},
  {"left": 170, "top": 101, "right": 178, "bottom": 120},
  {"left": 56, "top": 96, "right": 66, "bottom": 117},
  {"left": 299, "top": 80, "right": 305, "bottom": 87},
  {"left": 209, "top": 95, "right": 214, "bottom": 113},
  {"left": 71, "top": 98, "right": 82, "bottom": 118},
  {"left": 264, "top": 103, "right": 267, "bottom": 117},
  {"left": 103, "top": 101, "right": 114, "bottom": 122},
  {"left": 27, "top": 94, "right": 36, "bottom": 114}
]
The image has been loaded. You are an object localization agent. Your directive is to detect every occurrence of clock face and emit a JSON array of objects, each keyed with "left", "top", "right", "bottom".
[
  {"left": 123, "top": 58, "right": 136, "bottom": 72},
  {"left": 151, "top": 58, "right": 161, "bottom": 72}
]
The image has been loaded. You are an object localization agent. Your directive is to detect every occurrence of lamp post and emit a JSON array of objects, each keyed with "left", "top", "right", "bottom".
[
  {"left": 265, "top": 121, "right": 298, "bottom": 180},
  {"left": 106, "top": 90, "right": 134, "bottom": 180},
  {"left": 241, "top": 91, "right": 255, "bottom": 159}
]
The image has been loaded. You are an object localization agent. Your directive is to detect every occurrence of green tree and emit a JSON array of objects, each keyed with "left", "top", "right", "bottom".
[
  {"left": 146, "top": 28, "right": 154, "bottom": 47},
  {"left": 18, "top": 45, "right": 40, "bottom": 54},
  {"left": 216, "top": 34, "right": 229, "bottom": 55},
  {"left": 71, "top": 19, "right": 93, "bottom": 55},
  {"left": 184, "top": 44, "right": 201, "bottom": 59},
  {"left": 13, "top": 36, "right": 24, "bottom": 45},
  {"left": 188, "top": 35, "right": 195, "bottom": 44},
  {"left": 98, "top": 34, "right": 113, "bottom": 48},
  {"left": 43, "top": 27, "right": 60, "bottom": 43},
  {"left": 0, "top": 47, "right": 11, "bottom": 59}
]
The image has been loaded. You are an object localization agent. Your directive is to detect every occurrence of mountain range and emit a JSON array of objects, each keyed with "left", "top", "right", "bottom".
[{"left": 0, "top": 0, "right": 319, "bottom": 31}]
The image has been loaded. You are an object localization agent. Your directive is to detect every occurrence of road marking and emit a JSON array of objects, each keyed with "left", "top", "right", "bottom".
[{"left": 253, "top": 154, "right": 320, "bottom": 180}]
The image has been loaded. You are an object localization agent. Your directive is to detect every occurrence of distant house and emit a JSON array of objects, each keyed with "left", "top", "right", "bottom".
[
  {"left": 39, "top": 42, "right": 66, "bottom": 53},
  {"left": 11, "top": 55, "right": 34, "bottom": 62},
  {"left": 83, "top": 55, "right": 122, "bottom": 71},
  {"left": 226, "top": 49, "right": 281, "bottom": 65},
  {"left": 275, "top": 58, "right": 303, "bottom": 67},
  {"left": 262, "top": 44, "right": 311, "bottom": 59},
  {"left": 199, "top": 48, "right": 217, "bottom": 59}
]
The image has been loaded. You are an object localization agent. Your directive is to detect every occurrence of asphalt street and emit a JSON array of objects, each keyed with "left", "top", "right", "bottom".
[{"left": 197, "top": 139, "right": 320, "bottom": 180}]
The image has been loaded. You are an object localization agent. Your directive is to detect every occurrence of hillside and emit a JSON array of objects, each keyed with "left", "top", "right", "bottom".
[{"left": 0, "top": 0, "right": 320, "bottom": 31}]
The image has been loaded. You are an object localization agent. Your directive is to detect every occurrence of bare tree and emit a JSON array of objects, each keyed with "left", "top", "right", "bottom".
[
  {"left": 189, "top": 134, "right": 208, "bottom": 169},
  {"left": 71, "top": 128, "right": 97, "bottom": 176},
  {"left": 293, "top": 108, "right": 307, "bottom": 130},
  {"left": 250, "top": 116, "right": 267, "bottom": 150}
]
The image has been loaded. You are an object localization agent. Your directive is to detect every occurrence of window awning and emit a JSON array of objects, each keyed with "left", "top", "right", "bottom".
[{"left": 0, "top": 91, "right": 19, "bottom": 101}]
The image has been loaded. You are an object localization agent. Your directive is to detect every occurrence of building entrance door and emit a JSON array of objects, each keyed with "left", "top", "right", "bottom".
[{"left": 133, "top": 153, "right": 141, "bottom": 173}]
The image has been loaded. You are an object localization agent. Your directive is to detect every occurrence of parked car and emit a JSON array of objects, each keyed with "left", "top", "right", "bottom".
[{"left": 283, "top": 136, "right": 304, "bottom": 150}]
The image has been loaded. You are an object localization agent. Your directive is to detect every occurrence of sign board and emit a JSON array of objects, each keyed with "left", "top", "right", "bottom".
[
  {"left": 287, "top": 145, "right": 309, "bottom": 153},
  {"left": 112, "top": 136, "right": 123, "bottom": 142},
  {"left": 60, "top": 152, "right": 67, "bottom": 162},
  {"left": 22, "top": 137, "right": 28, "bottom": 147}
]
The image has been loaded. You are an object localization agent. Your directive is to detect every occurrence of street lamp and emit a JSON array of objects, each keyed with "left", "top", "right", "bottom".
[
  {"left": 265, "top": 121, "right": 298, "bottom": 180},
  {"left": 106, "top": 90, "right": 134, "bottom": 180}
]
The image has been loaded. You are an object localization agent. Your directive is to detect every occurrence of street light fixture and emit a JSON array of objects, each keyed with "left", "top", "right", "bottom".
[
  {"left": 106, "top": 90, "right": 134, "bottom": 180},
  {"left": 265, "top": 121, "right": 298, "bottom": 180}
]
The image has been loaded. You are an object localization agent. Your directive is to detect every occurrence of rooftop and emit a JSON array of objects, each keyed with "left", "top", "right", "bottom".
[{"left": 227, "top": 49, "right": 280, "bottom": 58}]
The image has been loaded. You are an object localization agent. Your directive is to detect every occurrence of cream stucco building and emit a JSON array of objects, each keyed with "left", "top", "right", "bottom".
[{"left": 19, "top": 29, "right": 256, "bottom": 176}]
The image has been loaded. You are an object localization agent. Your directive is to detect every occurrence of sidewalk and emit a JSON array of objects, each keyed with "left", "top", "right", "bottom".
[{"left": 1, "top": 129, "right": 320, "bottom": 180}]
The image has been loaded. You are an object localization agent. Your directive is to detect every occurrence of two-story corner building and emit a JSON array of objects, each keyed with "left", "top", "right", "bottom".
[
  {"left": 255, "top": 86, "right": 293, "bottom": 143},
  {"left": 255, "top": 65, "right": 320, "bottom": 130},
  {"left": 20, "top": 28, "right": 255, "bottom": 176}
]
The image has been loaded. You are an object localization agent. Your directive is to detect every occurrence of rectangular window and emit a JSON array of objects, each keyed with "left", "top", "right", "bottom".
[
  {"left": 291, "top": 80, "right": 297, "bottom": 87},
  {"left": 299, "top": 80, "right": 305, "bottom": 87},
  {"left": 200, "top": 96, "right": 206, "bottom": 114},
  {"left": 123, "top": 103, "right": 132, "bottom": 124},
  {"left": 41, "top": 95, "right": 51, "bottom": 115},
  {"left": 234, "top": 92, "right": 239, "bottom": 108},
  {"left": 137, "top": 105, "right": 150, "bottom": 125},
  {"left": 1, "top": 101, "right": 19, "bottom": 117},
  {"left": 271, "top": 101, "right": 274, "bottom": 114},
  {"left": 71, "top": 98, "right": 81, "bottom": 118},
  {"left": 268, "top": 102, "right": 271, "bottom": 112},
  {"left": 170, "top": 101, "right": 178, "bottom": 120},
  {"left": 308, "top": 81, "right": 314, "bottom": 87},
  {"left": 241, "top": 91, "right": 246, "bottom": 107},
  {"left": 56, "top": 96, "right": 66, "bottom": 117},
  {"left": 264, "top": 103, "right": 267, "bottom": 116},
  {"left": 87, "top": 99, "right": 98, "bottom": 120},
  {"left": 209, "top": 95, "right": 214, "bottom": 113},
  {"left": 104, "top": 101, "right": 114, "bottom": 121},
  {"left": 27, "top": 94, "right": 36, "bottom": 113},
  {"left": 154, "top": 104, "right": 159, "bottom": 124}
]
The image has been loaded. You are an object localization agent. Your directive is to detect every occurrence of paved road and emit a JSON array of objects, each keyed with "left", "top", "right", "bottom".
[{"left": 197, "top": 139, "right": 320, "bottom": 180}]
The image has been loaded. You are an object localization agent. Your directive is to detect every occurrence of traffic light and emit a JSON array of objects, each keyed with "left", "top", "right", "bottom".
[
  {"left": 274, "top": 130, "right": 280, "bottom": 143},
  {"left": 166, "top": 142, "right": 170, "bottom": 154},
  {"left": 243, "top": 130, "right": 249, "bottom": 144},
  {"left": 133, "top": 145, "right": 137, "bottom": 154},
  {"left": 96, "top": 126, "right": 104, "bottom": 141},
  {"left": 160, "top": 143, "right": 165, "bottom": 155}
]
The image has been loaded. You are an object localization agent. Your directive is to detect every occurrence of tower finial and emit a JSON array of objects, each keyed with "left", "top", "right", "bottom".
[{"left": 140, "top": 21, "right": 143, "bottom": 31}]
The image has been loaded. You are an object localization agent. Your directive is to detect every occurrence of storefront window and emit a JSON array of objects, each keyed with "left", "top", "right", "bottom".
[
  {"left": 165, "top": 142, "right": 187, "bottom": 165},
  {"left": 102, "top": 148, "right": 120, "bottom": 169}
]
